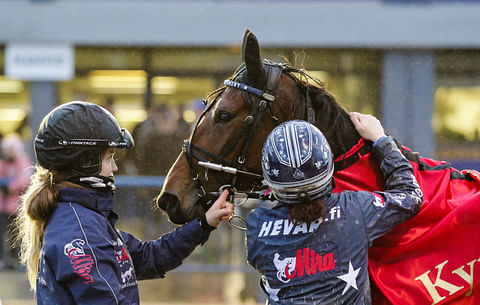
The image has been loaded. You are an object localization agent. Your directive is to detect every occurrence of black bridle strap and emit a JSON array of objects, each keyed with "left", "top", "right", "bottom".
[
  {"left": 219, "top": 116, "right": 253, "bottom": 159},
  {"left": 183, "top": 61, "right": 296, "bottom": 205},
  {"left": 237, "top": 100, "right": 267, "bottom": 165},
  {"left": 229, "top": 63, "right": 283, "bottom": 161},
  {"left": 182, "top": 140, "right": 206, "bottom": 196},
  {"left": 283, "top": 65, "right": 319, "bottom": 125},
  {"left": 263, "top": 61, "right": 283, "bottom": 99},
  {"left": 190, "top": 142, "right": 238, "bottom": 168},
  {"left": 305, "top": 86, "right": 316, "bottom": 124}
]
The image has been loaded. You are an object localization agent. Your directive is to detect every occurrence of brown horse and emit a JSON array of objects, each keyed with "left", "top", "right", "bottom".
[
  {"left": 157, "top": 30, "right": 480, "bottom": 304},
  {"left": 157, "top": 29, "right": 360, "bottom": 224}
]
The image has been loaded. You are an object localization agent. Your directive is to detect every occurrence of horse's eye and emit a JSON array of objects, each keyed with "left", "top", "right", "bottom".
[{"left": 216, "top": 111, "right": 234, "bottom": 122}]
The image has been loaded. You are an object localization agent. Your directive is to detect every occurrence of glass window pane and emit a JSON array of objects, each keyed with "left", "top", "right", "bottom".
[{"left": 435, "top": 50, "right": 480, "bottom": 169}]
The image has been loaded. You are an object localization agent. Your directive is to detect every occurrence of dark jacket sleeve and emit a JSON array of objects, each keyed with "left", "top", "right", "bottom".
[
  {"left": 355, "top": 136, "right": 423, "bottom": 245},
  {"left": 121, "top": 218, "right": 211, "bottom": 280}
]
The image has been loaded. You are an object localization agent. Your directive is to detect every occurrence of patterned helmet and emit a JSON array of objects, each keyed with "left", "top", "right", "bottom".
[
  {"left": 262, "top": 120, "right": 334, "bottom": 204},
  {"left": 34, "top": 101, "right": 134, "bottom": 176}
]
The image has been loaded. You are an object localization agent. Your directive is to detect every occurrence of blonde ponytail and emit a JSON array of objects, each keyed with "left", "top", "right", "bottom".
[{"left": 14, "top": 166, "right": 58, "bottom": 290}]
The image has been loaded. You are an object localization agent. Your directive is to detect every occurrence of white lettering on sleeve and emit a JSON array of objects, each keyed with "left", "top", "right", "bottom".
[
  {"left": 270, "top": 220, "right": 283, "bottom": 236},
  {"left": 283, "top": 219, "right": 295, "bottom": 235},
  {"left": 292, "top": 222, "right": 308, "bottom": 235},
  {"left": 329, "top": 208, "right": 337, "bottom": 220},
  {"left": 309, "top": 219, "right": 322, "bottom": 233},
  {"left": 259, "top": 221, "right": 273, "bottom": 237}
]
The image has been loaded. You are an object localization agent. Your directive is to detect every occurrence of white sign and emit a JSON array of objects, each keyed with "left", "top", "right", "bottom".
[{"left": 5, "top": 44, "right": 74, "bottom": 81}]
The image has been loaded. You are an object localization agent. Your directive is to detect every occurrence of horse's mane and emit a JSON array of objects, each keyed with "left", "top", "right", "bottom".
[{"left": 286, "top": 69, "right": 360, "bottom": 157}]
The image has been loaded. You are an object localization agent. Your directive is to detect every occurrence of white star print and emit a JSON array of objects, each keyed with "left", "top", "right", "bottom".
[
  {"left": 262, "top": 276, "right": 280, "bottom": 301},
  {"left": 337, "top": 261, "right": 361, "bottom": 295}
]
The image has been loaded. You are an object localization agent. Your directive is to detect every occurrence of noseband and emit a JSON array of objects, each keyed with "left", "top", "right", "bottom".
[{"left": 182, "top": 60, "right": 318, "bottom": 207}]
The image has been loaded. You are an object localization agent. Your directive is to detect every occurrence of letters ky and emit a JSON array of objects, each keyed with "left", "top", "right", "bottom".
[{"left": 415, "top": 257, "right": 480, "bottom": 304}]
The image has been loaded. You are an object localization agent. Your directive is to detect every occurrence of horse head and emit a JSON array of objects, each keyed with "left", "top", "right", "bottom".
[{"left": 156, "top": 29, "right": 360, "bottom": 224}]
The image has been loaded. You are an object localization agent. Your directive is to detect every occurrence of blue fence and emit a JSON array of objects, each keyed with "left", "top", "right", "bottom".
[
  {"left": 0, "top": 175, "right": 165, "bottom": 188},
  {"left": 115, "top": 175, "right": 165, "bottom": 187}
]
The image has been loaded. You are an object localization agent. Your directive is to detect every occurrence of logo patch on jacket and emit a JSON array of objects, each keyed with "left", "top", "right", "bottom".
[
  {"left": 113, "top": 237, "right": 137, "bottom": 289},
  {"left": 270, "top": 242, "right": 338, "bottom": 286},
  {"left": 64, "top": 239, "right": 94, "bottom": 284},
  {"left": 116, "top": 247, "right": 130, "bottom": 263},
  {"left": 372, "top": 193, "right": 385, "bottom": 208}
]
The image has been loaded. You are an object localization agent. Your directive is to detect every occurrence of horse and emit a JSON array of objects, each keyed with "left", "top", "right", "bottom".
[
  {"left": 157, "top": 30, "right": 480, "bottom": 304},
  {"left": 157, "top": 30, "right": 359, "bottom": 224}
]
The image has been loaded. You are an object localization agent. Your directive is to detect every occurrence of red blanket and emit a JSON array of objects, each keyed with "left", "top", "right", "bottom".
[{"left": 333, "top": 139, "right": 480, "bottom": 305}]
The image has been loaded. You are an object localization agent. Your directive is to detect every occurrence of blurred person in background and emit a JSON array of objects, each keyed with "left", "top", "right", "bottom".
[
  {"left": 0, "top": 133, "right": 33, "bottom": 270},
  {"left": 132, "top": 103, "right": 186, "bottom": 176},
  {"left": 246, "top": 114, "right": 423, "bottom": 304},
  {"left": 14, "top": 101, "right": 233, "bottom": 304},
  {"left": 182, "top": 98, "right": 206, "bottom": 131},
  {"left": 126, "top": 101, "right": 200, "bottom": 240},
  {"left": 126, "top": 103, "right": 187, "bottom": 239},
  {"left": 103, "top": 95, "right": 116, "bottom": 114}
]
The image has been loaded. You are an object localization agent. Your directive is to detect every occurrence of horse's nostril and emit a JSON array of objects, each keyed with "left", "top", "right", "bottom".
[
  {"left": 156, "top": 192, "right": 172, "bottom": 211},
  {"left": 156, "top": 192, "right": 187, "bottom": 224}
]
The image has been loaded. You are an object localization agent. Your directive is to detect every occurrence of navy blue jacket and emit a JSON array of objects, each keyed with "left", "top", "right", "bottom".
[
  {"left": 246, "top": 137, "right": 423, "bottom": 305},
  {"left": 37, "top": 187, "right": 211, "bottom": 305}
]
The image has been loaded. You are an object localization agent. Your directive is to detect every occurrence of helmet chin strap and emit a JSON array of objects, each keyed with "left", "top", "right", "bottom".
[{"left": 67, "top": 175, "right": 116, "bottom": 192}]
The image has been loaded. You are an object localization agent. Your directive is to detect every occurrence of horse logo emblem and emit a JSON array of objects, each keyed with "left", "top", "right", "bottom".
[
  {"left": 372, "top": 194, "right": 385, "bottom": 208},
  {"left": 64, "top": 239, "right": 86, "bottom": 256},
  {"left": 273, "top": 253, "right": 296, "bottom": 283},
  {"left": 121, "top": 266, "right": 134, "bottom": 283}
]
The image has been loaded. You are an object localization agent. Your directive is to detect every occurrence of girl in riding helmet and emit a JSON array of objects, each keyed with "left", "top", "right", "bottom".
[
  {"left": 246, "top": 113, "right": 423, "bottom": 304},
  {"left": 15, "top": 101, "right": 233, "bottom": 304}
]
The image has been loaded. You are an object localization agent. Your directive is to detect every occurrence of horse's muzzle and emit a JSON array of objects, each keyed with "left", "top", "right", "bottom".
[{"left": 156, "top": 192, "right": 188, "bottom": 224}]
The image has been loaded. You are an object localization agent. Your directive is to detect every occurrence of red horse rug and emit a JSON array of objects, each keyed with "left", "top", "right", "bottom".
[{"left": 333, "top": 139, "right": 480, "bottom": 305}]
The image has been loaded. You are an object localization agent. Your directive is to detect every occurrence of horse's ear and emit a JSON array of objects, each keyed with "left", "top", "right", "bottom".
[
  {"left": 241, "top": 29, "right": 266, "bottom": 87},
  {"left": 241, "top": 29, "right": 251, "bottom": 63}
]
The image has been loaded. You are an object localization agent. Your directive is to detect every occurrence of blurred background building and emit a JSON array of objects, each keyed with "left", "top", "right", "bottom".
[
  {"left": 0, "top": 0, "right": 480, "bottom": 304},
  {"left": 1, "top": 0, "right": 480, "bottom": 167}
]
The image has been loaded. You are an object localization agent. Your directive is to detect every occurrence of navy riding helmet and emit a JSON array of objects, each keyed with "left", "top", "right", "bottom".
[
  {"left": 34, "top": 101, "right": 134, "bottom": 176},
  {"left": 261, "top": 120, "right": 334, "bottom": 204}
]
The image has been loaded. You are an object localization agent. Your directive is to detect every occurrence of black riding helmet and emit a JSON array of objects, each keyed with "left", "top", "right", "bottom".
[{"left": 34, "top": 101, "right": 134, "bottom": 176}]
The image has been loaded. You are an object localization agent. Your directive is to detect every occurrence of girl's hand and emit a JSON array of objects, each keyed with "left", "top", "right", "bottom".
[
  {"left": 349, "top": 112, "right": 386, "bottom": 143},
  {"left": 205, "top": 190, "right": 234, "bottom": 227}
]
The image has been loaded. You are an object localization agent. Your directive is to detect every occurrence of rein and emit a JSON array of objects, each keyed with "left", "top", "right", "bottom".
[{"left": 182, "top": 60, "right": 319, "bottom": 230}]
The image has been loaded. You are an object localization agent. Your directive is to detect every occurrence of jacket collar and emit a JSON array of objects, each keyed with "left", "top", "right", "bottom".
[{"left": 57, "top": 187, "right": 118, "bottom": 225}]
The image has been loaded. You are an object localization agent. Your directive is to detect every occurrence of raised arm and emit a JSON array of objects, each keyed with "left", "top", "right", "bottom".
[{"left": 349, "top": 112, "right": 423, "bottom": 244}]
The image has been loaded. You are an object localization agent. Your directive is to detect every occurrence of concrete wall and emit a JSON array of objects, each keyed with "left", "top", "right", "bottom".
[{"left": 0, "top": 1, "right": 479, "bottom": 48}]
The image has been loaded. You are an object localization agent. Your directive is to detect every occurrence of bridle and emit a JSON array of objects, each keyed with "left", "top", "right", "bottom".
[
  {"left": 183, "top": 61, "right": 283, "bottom": 200},
  {"left": 182, "top": 60, "right": 319, "bottom": 228}
]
